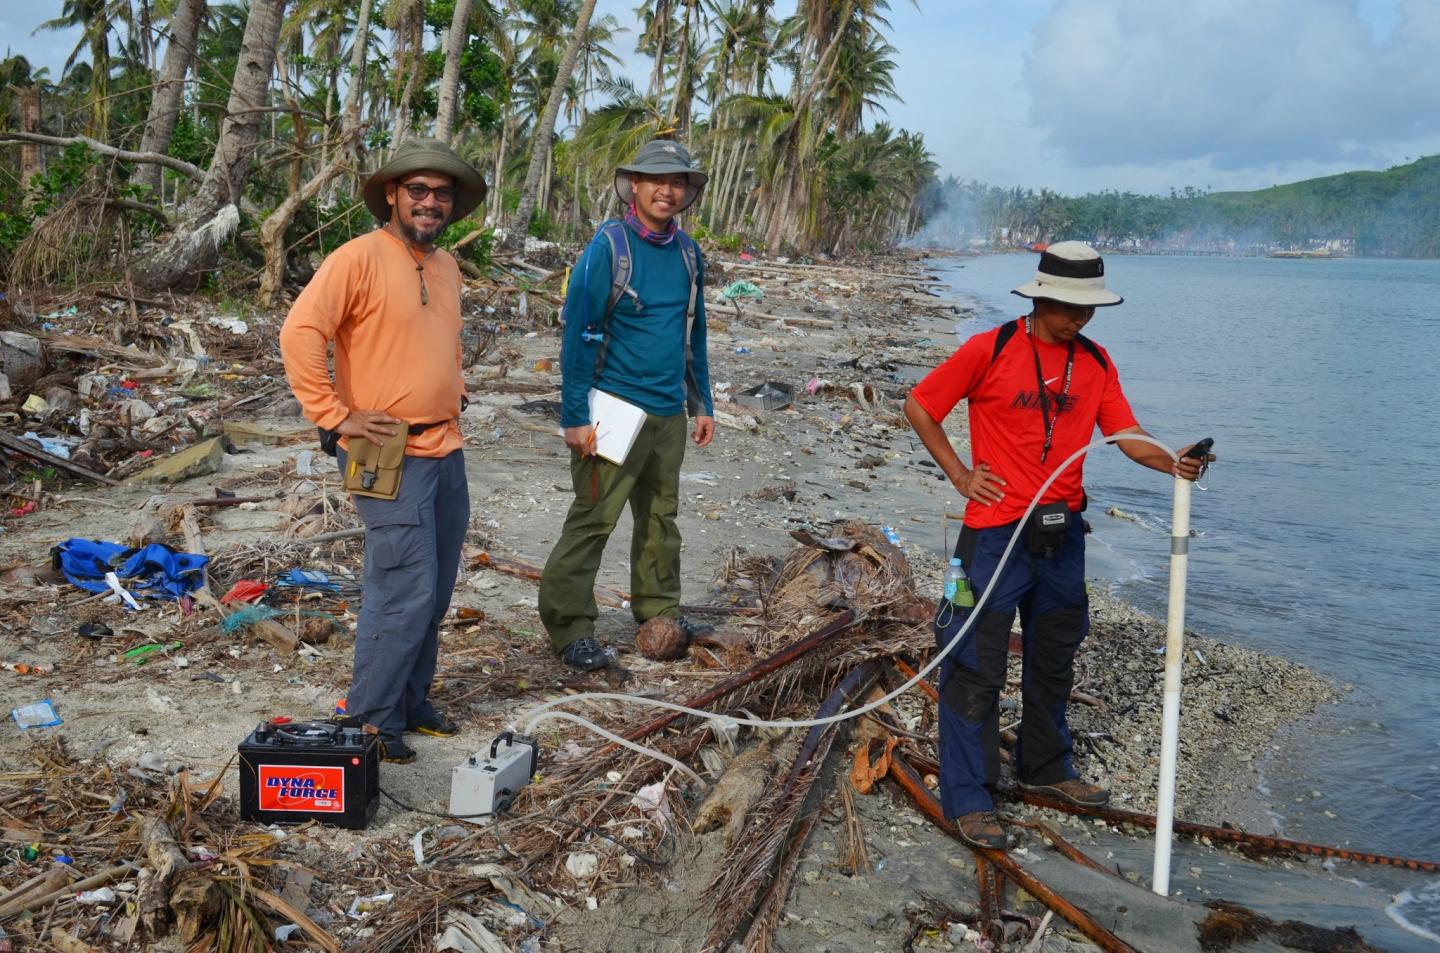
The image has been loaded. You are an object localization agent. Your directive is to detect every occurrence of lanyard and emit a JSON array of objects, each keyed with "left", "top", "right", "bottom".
[{"left": 1026, "top": 317, "right": 1074, "bottom": 464}]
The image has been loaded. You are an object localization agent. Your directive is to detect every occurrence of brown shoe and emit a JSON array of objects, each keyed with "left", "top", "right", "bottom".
[
  {"left": 955, "top": 810, "right": 1007, "bottom": 850},
  {"left": 1019, "top": 778, "right": 1109, "bottom": 807}
]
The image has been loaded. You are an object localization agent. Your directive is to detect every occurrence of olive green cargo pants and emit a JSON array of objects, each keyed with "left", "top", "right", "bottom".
[{"left": 538, "top": 412, "right": 687, "bottom": 652}]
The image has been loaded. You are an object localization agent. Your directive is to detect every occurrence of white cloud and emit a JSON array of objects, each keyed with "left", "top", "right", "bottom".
[{"left": 1023, "top": 0, "right": 1440, "bottom": 169}]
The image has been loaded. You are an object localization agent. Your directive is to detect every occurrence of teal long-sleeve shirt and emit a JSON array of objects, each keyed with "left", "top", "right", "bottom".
[{"left": 559, "top": 222, "right": 714, "bottom": 428}]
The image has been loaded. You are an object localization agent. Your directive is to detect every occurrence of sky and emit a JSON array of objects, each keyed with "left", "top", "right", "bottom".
[{"left": 9, "top": 0, "right": 1440, "bottom": 197}]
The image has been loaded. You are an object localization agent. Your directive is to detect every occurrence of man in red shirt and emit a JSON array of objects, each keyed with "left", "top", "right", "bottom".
[{"left": 904, "top": 241, "right": 1211, "bottom": 849}]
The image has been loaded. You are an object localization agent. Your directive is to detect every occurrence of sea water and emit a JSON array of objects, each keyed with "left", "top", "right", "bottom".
[{"left": 932, "top": 252, "right": 1440, "bottom": 939}]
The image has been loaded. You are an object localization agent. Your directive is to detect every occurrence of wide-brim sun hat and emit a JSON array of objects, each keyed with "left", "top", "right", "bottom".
[
  {"left": 1012, "top": 240, "right": 1123, "bottom": 307},
  {"left": 613, "top": 139, "right": 709, "bottom": 214},
  {"left": 363, "top": 138, "right": 488, "bottom": 223}
]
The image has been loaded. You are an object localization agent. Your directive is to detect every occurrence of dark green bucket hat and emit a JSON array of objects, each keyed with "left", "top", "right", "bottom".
[
  {"left": 614, "top": 139, "right": 709, "bottom": 213},
  {"left": 363, "top": 138, "right": 488, "bottom": 223}
]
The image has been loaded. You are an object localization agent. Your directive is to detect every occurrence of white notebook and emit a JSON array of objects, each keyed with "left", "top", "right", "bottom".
[{"left": 586, "top": 388, "right": 647, "bottom": 465}]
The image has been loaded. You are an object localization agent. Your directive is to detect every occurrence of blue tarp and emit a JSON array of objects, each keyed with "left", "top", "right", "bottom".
[{"left": 51, "top": 538, "right": 208, "bottom": 600}]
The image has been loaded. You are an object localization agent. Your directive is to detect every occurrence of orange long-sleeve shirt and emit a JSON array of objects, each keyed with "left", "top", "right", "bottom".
[{"left": 280, "top": 228, "right": 465, "bottom": 458}]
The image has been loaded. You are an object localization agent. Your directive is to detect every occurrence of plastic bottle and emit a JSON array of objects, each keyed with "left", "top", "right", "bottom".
[{"left": 943, "top": 557, "right": 975, "bottom": 608}]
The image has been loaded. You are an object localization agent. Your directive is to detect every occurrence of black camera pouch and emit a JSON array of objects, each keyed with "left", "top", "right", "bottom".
[
  {"left": 1026, "top": 501, "right": 1071, "bottom": 558},
  {"left": 318, "top": 427, "right": 341, "bottom": 457}
]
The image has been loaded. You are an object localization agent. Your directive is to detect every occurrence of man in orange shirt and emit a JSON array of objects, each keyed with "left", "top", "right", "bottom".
[{"left": 280, "top": 139, "right": 485, "bottom": 764}]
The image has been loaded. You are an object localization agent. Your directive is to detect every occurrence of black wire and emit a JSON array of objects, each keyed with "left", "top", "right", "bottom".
[
  {"left": 378, "top": 787, "right": 671, "bottom": 869},
  {"left": 379, "top": 786, "right": 498, "bottom": 821}
]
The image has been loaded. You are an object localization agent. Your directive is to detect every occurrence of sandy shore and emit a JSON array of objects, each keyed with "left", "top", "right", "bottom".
[{"left": 0, "top": 251, "right": 1353, "bottom": 951}]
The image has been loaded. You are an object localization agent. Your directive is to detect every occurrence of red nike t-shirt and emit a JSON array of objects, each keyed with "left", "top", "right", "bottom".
[{"left": 911, "top": 319, "right": 1138, "bottom": 529}]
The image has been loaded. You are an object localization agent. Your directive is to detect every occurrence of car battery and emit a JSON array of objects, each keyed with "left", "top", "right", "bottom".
[{"left": 238, "top": 720, "right": 379, "bottom": 830}]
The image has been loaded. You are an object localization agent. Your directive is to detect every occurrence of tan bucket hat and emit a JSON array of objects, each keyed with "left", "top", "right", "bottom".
[
  {"left": 613, "top": 139, "right": 708, "bottom": 213},
  {"left": 363, "top": 138, "right": 487, "bottom": 223},
  {"left": 1012, "top": 241, "right": 1124, "bottom": 307}
]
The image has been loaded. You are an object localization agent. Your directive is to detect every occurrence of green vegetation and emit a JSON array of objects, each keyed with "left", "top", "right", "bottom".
[
  {"left": 0, "top": 1, "right": 937, "bottom": 295},
  {"left": 921, "top": 156, "right": 1440, "bottom": 257}
]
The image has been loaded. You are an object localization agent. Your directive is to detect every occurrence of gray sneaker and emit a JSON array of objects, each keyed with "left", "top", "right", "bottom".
[{"left": 560, "top": 637, "right": 612, "bottom": 671}]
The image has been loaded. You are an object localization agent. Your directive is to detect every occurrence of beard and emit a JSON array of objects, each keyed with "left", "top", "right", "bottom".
[{"left": 401, "top": 208, "right": 448, "bottom": 245}]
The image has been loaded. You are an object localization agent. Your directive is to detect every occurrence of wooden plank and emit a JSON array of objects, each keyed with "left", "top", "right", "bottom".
[{"left": 0, "top": 430, "right": 119, "bottom": 485}]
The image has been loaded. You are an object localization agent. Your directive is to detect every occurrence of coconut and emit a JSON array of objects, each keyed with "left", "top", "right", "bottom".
[{"left": 636, "top": 617, "right": 689, "bottom": 661}]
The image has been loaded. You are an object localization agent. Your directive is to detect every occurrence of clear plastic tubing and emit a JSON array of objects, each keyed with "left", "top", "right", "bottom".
[{"left": 520, "top": 435, "right": 1181, "bottom": 775}]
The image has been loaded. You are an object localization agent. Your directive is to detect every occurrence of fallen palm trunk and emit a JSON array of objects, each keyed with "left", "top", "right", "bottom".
[
  {"left": 703, "top": 660, "right": 880, "bottom": 952},
  {"left": 887, "top": 751, "right": 1142, "bottom": 953}
]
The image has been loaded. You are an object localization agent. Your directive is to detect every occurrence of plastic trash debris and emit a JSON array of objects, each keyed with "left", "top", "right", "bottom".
[
  {"left": 124, "top": 641, "right": 183, "bottom": 664},
  {"left": 564, "top": 852, "right": 599, "bottom": 880},
  {"left": 22, "top": 431, "right": 75, "bottom": 459},
  {"left": 21, "top": 394, "right": 48, "bottom": 415},
  {"left": 103, "top": 572, "right": 143, "bottom": 610},
  {"left": 78, "top": 622, "right": 114, "bottom": 640},
  {"left": 53, "top": 539, "right": 208, "bottom": 601},
  {"left": 274, "top": 568, "right": 349, "bottom": 593},
  {"left": 735, "top": 381, "right": 794, "bottom": 412},
  {"left": 1, "top": 661, "right": 54, "bottom": 675},
  {"left": 274, "top": 924, "right": 301, "bottom": 942},
  {"left": 719, "top": 280, "right": 764, "bottom": 301},
  {"left": 294, "top": 449, "right": 318, "bottom": 476},
  {"left": 208, "top": 315, "right": 248, "bottom": 335},
  {"left": 348, "top": 892, "right": 394, "bottom": 918},
  {"left": 11, "top": 699, "right": 62, "bottom": 729},
  {"left": 76, "top": 887, "right": 116, "bottom": 905},
  {"left": 731, "top": 346, "right": 751, "bottom": 355},
  {"left": 219, "top": 579, "right": 269, "bottom": 605}
]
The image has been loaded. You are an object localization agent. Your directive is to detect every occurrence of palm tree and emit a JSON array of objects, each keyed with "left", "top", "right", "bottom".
[
  {"left": 135, "top": 0, "right": 207, "bottom": 194},
  {"left": 506, "top": 0, "right": 595, "bottom": 249},
  {"left": 36, "top": 0, "right": 131, "bottom": 137}
]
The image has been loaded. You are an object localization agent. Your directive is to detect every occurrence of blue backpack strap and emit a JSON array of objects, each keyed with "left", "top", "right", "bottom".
[
  {"left": 589, "top": 220, "right": 635, "bottom": 384},
  {"left": 676, "top": 231, "right": 705, "bottom": 415}
]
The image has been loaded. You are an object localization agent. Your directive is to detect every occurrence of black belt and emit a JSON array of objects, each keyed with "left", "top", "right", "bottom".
[{"left": 407, "top": 419, "right": 451, "bottom": 435}]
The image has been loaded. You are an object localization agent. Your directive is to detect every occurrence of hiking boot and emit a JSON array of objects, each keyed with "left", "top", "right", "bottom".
[
  {"left": 955, "top": 811, "right": 1008, "bottom": 850},
  {"left": 406, "top": 712, "right": 459, "bottom": 737},
  {"left": 676, "top": 616, "right": 715, "bottom": 642},
  {"left": 560, "top": 637, "right": 612, "bottom": 672},
  {"left": 1019, "top": 778, "right": 1110, "bottom": 807},
  {"left": 378, "top": 736, "right": 417, "bottom": 764}
]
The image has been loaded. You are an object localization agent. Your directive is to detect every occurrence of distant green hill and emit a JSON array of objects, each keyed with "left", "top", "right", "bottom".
[
  {"left": 918, "top": 156, "right": 1440, "bottom": 258},
  {"left": 1198, "top": 155, "right": 1440, "bottom": 257}
]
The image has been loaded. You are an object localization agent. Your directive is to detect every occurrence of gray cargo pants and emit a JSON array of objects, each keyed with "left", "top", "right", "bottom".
[{"left": 337, "top": 447, "right": 468, "bottom": 739}]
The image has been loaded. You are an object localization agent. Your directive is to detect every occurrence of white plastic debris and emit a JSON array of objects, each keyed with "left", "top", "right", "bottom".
[{"left": 564, "top": 852, "right": 598, "bottom": 880}]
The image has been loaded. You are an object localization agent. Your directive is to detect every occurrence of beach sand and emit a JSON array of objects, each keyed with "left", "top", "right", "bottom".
[{"left": 1, "top": 251, "right": 1412, "bottom": 952}]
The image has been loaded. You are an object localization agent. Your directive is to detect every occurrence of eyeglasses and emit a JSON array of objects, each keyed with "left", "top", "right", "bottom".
[{"left": 399, "top": 182, "right": 456, "bottom": 204}]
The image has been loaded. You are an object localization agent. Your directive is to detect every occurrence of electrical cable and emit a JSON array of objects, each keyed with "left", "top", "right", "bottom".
[
  {"left": 380, "top": 786, "right": 499, "bottom": 821},
  {"left": 515, "top": 434, "right": 1182, "bottom": 767}
]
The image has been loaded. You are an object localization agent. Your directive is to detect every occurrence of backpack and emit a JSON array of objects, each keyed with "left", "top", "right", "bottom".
[
  {"left": 989, "top": 317, "right": 1108, "bottom": 372},
  {"left": 568, "top": 221, "right": 703, "bottom": 409}
]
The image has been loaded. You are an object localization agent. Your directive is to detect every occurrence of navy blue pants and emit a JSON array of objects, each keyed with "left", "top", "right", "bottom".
[
  {"left": 935, "top": 516, "right": 1088, "bottom": 818},
  {"left": 338, "top": 448, "right": 469, "bottom": 739}
]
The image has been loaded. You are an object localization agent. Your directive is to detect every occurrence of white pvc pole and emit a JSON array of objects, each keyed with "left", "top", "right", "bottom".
[{"left": 1152, "top": 475, "right": 1192, "bottom": 896}]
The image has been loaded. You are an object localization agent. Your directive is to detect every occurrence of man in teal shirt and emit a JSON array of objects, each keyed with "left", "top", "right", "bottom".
[{"left": 539, "top": 140, "right": 716, "bottom": 671}]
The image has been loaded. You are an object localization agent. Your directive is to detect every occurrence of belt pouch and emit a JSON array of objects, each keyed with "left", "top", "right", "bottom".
[
  {"left": 1027, "top": 501, "right": 1071, "bottom": 557},
  {"left": 343, "top": 436, "right": 405, "bottom": 500}
]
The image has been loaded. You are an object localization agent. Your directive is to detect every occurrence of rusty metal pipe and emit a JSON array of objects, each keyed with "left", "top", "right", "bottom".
[
  {"left": 888, "top": 752, "right": 1142, "bottom": 953},
  {"left": 1012, "top": 790, "right": 1440, "bottom": 873},
  {"left": 892, "top": 747, "right": 1439, "bottom": 874}
]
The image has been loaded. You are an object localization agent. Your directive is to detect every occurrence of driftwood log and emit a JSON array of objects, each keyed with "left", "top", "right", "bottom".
[{"left": 137, "top": 816, "right": 220, "bottom": 941}]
